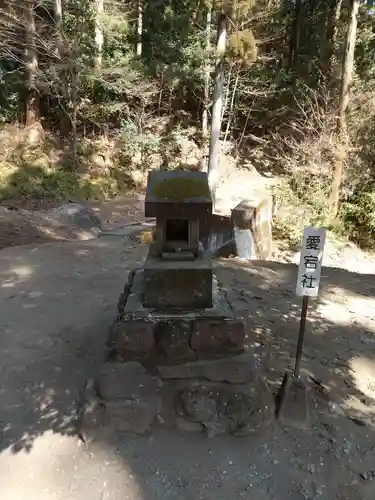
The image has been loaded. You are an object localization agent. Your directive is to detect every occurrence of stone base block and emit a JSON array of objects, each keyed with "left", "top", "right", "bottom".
[
  {"left": 108, "top": 269, "right": 245, "bottom": 365},
  {"left": 77, "top": 363, "right": 161, "bottom": 440},
  {"left": 77, "top": 357, "right": 274, "bottom": 440},
  {"left": 143, "top": 254, "right": 213, "bottom": 310}
]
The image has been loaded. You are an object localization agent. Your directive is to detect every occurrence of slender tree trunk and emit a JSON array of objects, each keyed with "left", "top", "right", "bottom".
[
  {"left": 202, "top": 7, "right": 212, "bottom": 138},
  {"left": 53, "top": 0, "right": 70, "bottom": 135},
  {"left": 221, "top": 64, "right": 232, "bottom": 123},
  {"left": 95, "top": 0, "right": 104, "bottom": 68},
  {"left": 71, "top": 66, "right": 78, "bottom": 168},
  {"left": 223, "top": 66, "right": 240, "bottom": 147},
  {"left": 24, "top": 0, "right": 39, "bottom": 126},
  {"left": 208, "top": 13, "right": 227, "bottom": 201},
  {"left": 53, "top": 0, "right": 62, "bottom": 42},
  {"left": 329, "top": 0, "right": 359, "bottom": 219},
  {"left": 289, "top": 0, "right": 303, "bottom": 69},
  {"left": 324, "top": 0, "right": 342, "bottom": 74},
  {"left": 137, "top": 0, "right": 143, "bottom": 56}
]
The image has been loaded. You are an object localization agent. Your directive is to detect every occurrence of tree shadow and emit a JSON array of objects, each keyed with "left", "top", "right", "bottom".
[{"left": 217, "top": 259, "right": 375, "bottom": 416}]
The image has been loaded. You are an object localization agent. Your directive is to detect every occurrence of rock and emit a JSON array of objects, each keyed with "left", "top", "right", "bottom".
[
  {"left": 155, "top": 320, "right": 196, "bottom": 364},
  {"left": 176, "top": 385, "right": 220, "bottom": 423},
  {"left": 173, "top": 377, "right": 274, "bottom": 436},
  {"left": 191, "top": 319, "right": 245, "bottom": 357},
  {"left": 157, "top": 353, "right": 258, "bottom": 383},
  {"left": 110, "top": 318, "right": 155, "bottom": 361},
  {"left": 224, "top": 381, "right": 274, "bottom": 436},
  {"left": 48, "top": 203, "right": 103, "bottom": 234},
  {"left": 94, "top": 362, "right": 161, "bottom": 435},
  {"left": 98, "top": 361, "right": 160, "bottom": 401},
  {"left": 91, "top": 153, "right": 107, "bottom": 170}
]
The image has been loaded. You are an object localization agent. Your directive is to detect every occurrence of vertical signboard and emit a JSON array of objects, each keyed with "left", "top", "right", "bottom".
[{"left": 296, "top": 227, "right": 326, "bottom": 298}]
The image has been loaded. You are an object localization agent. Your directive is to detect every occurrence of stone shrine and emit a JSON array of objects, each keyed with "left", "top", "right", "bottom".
[
  {"left": 107, "top": 170, "right": 246, "bottom": 365},
  {"left": 143, "top": 170, "right": 213, "bottom": 310},
  {"left": 78, "top": 171, "right": 274, "bottom": 442}
]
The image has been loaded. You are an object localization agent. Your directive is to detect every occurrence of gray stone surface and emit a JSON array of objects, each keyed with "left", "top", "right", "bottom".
[
  {"left": 98, "top": 362, "right": 160, "bottom": 401},
  {"left": 81, "top": 362, "right": 161, "bottom": 438},
  {"left": 144, "top": 170, "right": 212, "bottom": 219},
  {"left": 122, "top": 270, "right": 234, "bottom": 319},
  {"left": 83, "top": 357, "right": 273, "bottom": 438},
  {"left": 111, "top": 269, "right": 246, "bottom": 363},
  {"left": 173, "top": 378, "right": 274, "bottom": 437},
  {"left": 155, "top": 320, "right": 196, "bottom": 364},
  {"left": 157, "top": 353, "right": 258, "bottom": 383},
  {"left": 231, "top": 201, "right": 256, "bottom": 230},
  {"left": 110, "top": 318, "right": 155, "bottom": 361},
  {"left": 191, "top": 318, "right": 245, "bottom": 357},
  {"left": 143, "top": 255, "right": 213, "bottom": 310}
]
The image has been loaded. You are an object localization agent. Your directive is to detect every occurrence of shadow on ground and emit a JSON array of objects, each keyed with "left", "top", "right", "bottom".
[
  {"left": 1, "top": 247, "right": 375, "bottom": 500},
  {"left": 217, "top": 260, "right": 375, "bottom": 414}
]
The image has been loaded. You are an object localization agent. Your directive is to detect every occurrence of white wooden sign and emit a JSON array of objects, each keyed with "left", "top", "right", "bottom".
[{"left": 296, "top": 227, "right": 326, "bottom": 298}]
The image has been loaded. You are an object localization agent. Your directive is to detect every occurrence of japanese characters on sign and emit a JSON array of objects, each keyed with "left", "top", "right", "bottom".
[{"left": 296, "top": 227, "right": 326, "bottom": 298}]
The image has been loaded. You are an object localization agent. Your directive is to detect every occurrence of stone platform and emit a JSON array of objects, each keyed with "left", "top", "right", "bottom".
[
  {"left": 78, "top": 356, "right": 274, "bottom": 442},
  {"left": 107, "top": 269, "right": 246, "bottom": 365}
]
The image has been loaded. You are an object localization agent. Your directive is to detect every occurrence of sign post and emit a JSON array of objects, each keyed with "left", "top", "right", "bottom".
[
  {"left": 277, "top": 226, "right": 326, "bottom": 428},
  {"left": 294, "top": 226, "right": 326, "bottom": 377}
]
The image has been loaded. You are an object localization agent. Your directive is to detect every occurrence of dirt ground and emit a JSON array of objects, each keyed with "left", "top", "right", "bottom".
[
  {"left": 0, "top": 192, "right": 147, "bottom": 249},
  {"left": 0, "top": 197, "right": 375, "bottom": 500}
]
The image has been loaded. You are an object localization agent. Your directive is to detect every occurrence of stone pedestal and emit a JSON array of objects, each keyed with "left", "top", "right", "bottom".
[
  {"left": 108, "top": 269, "right": 245, "bottom": 365},
  {"left": 143, "top": 255, "right": 213, "bottom": 310}
]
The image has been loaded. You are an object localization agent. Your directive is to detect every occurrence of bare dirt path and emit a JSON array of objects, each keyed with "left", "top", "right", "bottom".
[
  {"left": 0, "top": 193, "right": 147, "bottom": 249},
  {"left": 0, "top": 231, "right": 374, "bottom": 499}
]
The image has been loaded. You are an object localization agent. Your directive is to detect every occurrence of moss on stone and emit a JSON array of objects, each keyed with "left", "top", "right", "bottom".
[{"left": 151, "top": 177, "right": 210, "bottom": 201}]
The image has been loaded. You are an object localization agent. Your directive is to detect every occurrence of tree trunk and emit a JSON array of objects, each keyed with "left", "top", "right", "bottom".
[
  {"left": 207, "top": 13, "right": 227, "bottom": 202},
  {"left": 24, "top": 0, "right": 39, "bottom": 126},
  {"left": 329, "top": 0, "right": 359, "bottom": 219},
  {"left": 223, "top": 66, "right": 240, "bottom": 148},
  {"left": 95, "top": 0, "right": 104, "bottom": 67},
  {"left": 53, "top": 0, "right": 62, "bottom": 39},
  {"left": 289, "top": 0, "right": 303, "bottom": 69},
  {"left": 202, "top": 7, "right": 212, "bottom": 138},
  {"left": 70, "top": 66, "right": 78, "bottom": 168},
  {"left": 137, "top": 0, "right": 143, "bottom": 56},
  {"left": 324, "top": 0, "right": 342, "bottom": 74}
]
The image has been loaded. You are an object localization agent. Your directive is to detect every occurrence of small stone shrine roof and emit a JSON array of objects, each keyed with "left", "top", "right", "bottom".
[{"left": 145, "top": 171, "right": 212, "bottom": 219}]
